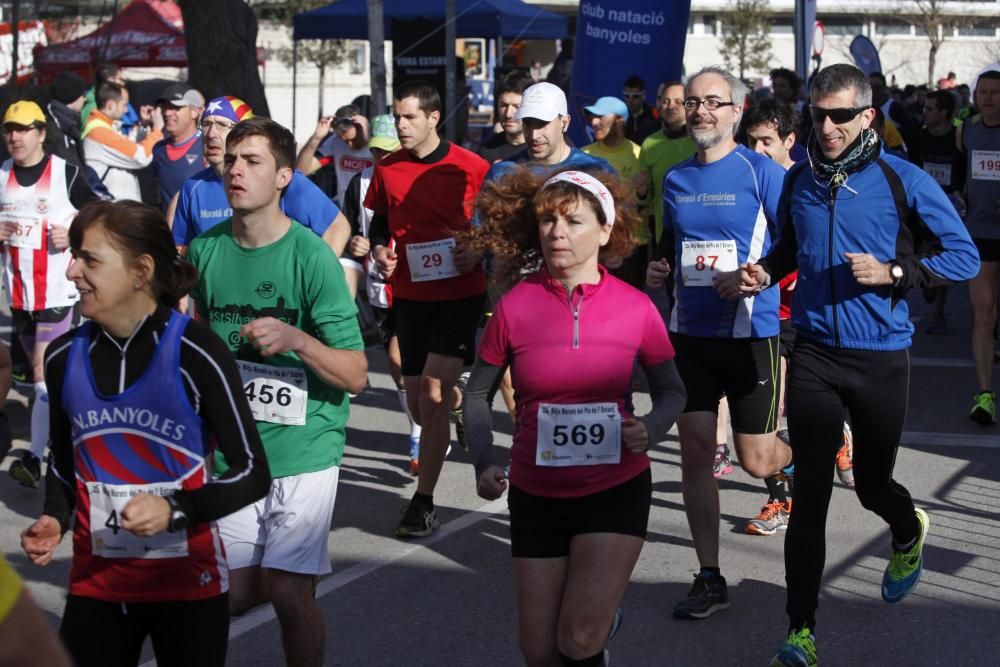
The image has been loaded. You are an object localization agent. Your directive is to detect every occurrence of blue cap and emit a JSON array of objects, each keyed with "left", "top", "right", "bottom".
[{"left": 584, "top": 96, "right": 629, "bottom": 120}]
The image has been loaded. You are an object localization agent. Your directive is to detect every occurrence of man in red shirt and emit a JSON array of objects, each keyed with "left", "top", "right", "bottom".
[{"left": 366, "top": 80, "right": 490, "bottom": 537}]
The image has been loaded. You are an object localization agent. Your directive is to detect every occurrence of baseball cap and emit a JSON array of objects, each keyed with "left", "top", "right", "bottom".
[
  {"left": 157, "top": 82, "right": 205, "bottom": 108},
  {"left": 368, "top": 114, "right": 400, "bottom": 152},
  {"left": 584, "top": 96, "right": 629, "bottom": 120},
  {"left": 202, "top": 96, "right": 254, "bottom": 124},
  {"left": 514, "top": 82, "right": 568, "bottom": 122},
  {"left": 3, "top": 101, "right": 46, "bottom": 127}
]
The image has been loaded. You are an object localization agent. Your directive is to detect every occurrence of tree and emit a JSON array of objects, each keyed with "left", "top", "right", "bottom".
[
  {"left": 178, "top": 0, "right": 269, "bottom": 116},
  {"left": 720, "top": 0, "right": 772, "bottom": 79},
  {"left": 905, "top": 0, "right": 971, "bottom": 88},
  {"left": 264, "top": 0, "right": 347, "bottom": 117}
]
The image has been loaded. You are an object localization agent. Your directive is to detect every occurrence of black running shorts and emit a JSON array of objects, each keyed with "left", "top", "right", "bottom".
[{"left": 395, "top": 294, "right": 485, "bottom": 376}]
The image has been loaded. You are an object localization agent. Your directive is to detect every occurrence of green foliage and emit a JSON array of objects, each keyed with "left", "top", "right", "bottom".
[
  {"left": 720, "top": 0, "right": 772, "bottom": 79},
  {"left": 255, "top": 0, "right": 347, "bottom": 70}
]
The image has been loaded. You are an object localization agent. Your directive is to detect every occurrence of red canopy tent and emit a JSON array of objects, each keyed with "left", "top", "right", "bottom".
[{"left": 33, "top": 0, "right": 187, "bottom": 84}]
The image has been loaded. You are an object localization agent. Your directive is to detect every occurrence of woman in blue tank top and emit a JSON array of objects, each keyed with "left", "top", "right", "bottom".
[{"left": 20, "top": 200, "right": 270, "bottom": 667}]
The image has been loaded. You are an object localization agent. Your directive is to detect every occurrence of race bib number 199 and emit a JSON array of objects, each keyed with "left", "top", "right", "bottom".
[
  {"left": 237, "top": 360, "right": 308, "bottom": 426},
  {"left": 971, "top": 150, "right": 1000, "bottom": 181},
  {"left": 680, "top": 239, "right": 738, "bottom": 287},
  {"left": 536, "top": 402, "right": 621, "bottom": 467},
  {"left": 406, "top": 238, "right": 460, "bottom": 282}
]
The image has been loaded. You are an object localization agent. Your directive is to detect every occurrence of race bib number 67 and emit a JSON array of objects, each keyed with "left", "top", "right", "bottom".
[
  {"left": 681, "top": 239, "right": 738, "bottom": 287},
  {"left": 536, "top": 402, "right": 621, "bottom": 467}
]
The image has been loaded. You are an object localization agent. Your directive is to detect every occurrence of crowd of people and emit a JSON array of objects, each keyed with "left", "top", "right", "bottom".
[{"left": 0, "top": 54, "right": 994, "bottom": 667}]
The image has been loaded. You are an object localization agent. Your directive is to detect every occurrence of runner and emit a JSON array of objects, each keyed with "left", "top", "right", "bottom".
[
  {"left": 715, "top": 63, "right": 979, "bottom": 665},
  {"left": 644, "top": 66, "right": 793, "bottom": 618},
  {"left": 365, "top": 80, "right": 490, "bottom": 537},
  {"left": 622, "top": 75, "right": 660, "bottom": 144},
  {"left": 339, "top": 114, "right": 423, "bottom": 473},
  {"left": 168, "top": 97, "right": 350, "bottom": 257},
  {"left": 152, "top": 82, "right": 205, "bottom": 211},
  {"left": 0, "top": 553, "right": 72, "bottom": 666},
  {"left": 464, "top": 167, "right": 685, "bottom": 667},
  {"left": 20, "top": 199, "right": 270, "bottom": 667},
  {"left": 82, "top": 81, "right": 163, "bottom": 202},
  {"left": 1, "top": 101, "right": 99, "bottom": 489},
  {"left": 187, "top": 118, "right": 367, "bottom": 665},
  {"left": 958, "top": 70, "right": 1000, "bottom": 423},
  {"left": 296, "top": 104, "right": 373, "bottom": 207},
  {"left": 478, "top": 69, "right": 534, "bottom": 164}
]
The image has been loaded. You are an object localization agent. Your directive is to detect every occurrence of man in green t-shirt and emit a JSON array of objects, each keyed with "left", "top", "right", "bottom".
[{"left": 188, "top": 117, "right": 367, "bottom": 667}]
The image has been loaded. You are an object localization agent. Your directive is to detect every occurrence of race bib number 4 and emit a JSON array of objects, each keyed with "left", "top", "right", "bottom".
[
  {"left": 680, "top": 239, "right": 738, "bottom": 287},
  {"left": 237, "top": 360, "right": 308, "bottom": 426},
  {"left": 923, "top": 162, "right": 951, "bottom": 187},
  {"left": 536, "top": 402, "right": 622, "bottom": 467},
  {"left": 406, "top": 238, "right": 459, "bottom": 282},
  {"left": 971, "top": 150, "right": 1000, "bottom": 181},
  {"left": 0, "top": 212, "right": 43, "bottom": 250},
  {"left": 87, "top": 481, "right": 188, "bottom": 559}
]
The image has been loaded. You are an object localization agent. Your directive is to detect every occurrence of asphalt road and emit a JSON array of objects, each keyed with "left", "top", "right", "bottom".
[{"left": 1, "top": 286, "right": 998, "bottom": 666}]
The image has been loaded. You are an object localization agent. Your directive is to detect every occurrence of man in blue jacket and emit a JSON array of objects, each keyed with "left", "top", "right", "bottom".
[{"left": 717, "top": 64, "right": 979, "bottom": 666}]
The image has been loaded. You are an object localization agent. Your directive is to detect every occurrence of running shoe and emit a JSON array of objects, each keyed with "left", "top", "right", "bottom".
[
  {"left": 9, "top": 451, "right": 41, "bottom": 489},
  {"left": 881, "top": 508, "right": 929, "bottom": 603},
  {"left": 408, "top": 436, "right": 420, "bottom": 476},
  {"left": 970, "top": 391, "right": 996, "bottom": 425},
  {"left": 451, "top": 371, "right": 471, "bottom": 451},
  {"left": 836, "top": 422, "right": 855, "bottom": 487},
  {"left": 396, "top": 500, "right": 440, "bottom": 538},
  {"left": 745, "top": 499, "right": 792, "bottom": 536},
  {"left": 608, "top": 606, "right": 624, "bottom": 641},
  {"left": 770, "top": 627, "right": 818, "bottom": 667},
  {"left": 712, "top": 444, "right": 732, "bottom": 479},
  {"left": 924, "top": 316, "right": 947, "bottom": 334},
  {"left": 672, "top": 572, "right": 730, "bottom": 619}
]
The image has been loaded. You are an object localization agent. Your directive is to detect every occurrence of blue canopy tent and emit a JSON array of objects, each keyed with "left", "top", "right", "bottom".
[{"left": 290, "top": 0, "right": 569, "bottom": 134}]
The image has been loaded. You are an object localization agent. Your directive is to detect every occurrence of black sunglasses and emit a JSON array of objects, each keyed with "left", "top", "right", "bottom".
[{"left": 810, "top": 106, "right": 869, "bottom": 124}]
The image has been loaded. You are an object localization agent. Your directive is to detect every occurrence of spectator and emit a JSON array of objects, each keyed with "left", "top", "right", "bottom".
[{"left": 80, "top": 62, "right": 141, "bottom": 138}]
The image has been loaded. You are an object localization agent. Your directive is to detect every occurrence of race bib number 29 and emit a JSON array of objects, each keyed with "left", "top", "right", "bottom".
[
  {"left": 237, "top": 360, "right": 308, "bottom": 426},
  {"left": 536, "top": 402, "right": 621, "bottom": 467},
  {"left": 406, "top": 238, "right": 460, "bottom": 282}
]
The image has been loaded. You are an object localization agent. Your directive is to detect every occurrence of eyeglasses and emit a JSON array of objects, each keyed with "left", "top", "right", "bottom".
[
  {"left": 683, "top": 98, "right": 735, "bottom": 111},
  {"left": 200, "top": 119, "right": 235, "bottom": 133},
  {"left": 1, "top": 125, "right": 40, "bottom": 136},
  {"left": 810, "top": 106, "right": 869, "bottom": 124}
]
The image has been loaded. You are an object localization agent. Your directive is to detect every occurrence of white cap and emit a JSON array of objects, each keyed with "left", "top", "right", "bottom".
[{"left": 514, "top": 82, "right": 568, "bottom": 122}]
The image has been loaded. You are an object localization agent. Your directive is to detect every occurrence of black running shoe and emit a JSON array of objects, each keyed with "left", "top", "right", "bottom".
[
  {"left": 396, "top": 501, "right": 440, "bottom": 538},
  {"left": 9, "top": 451, "right": 41, "bottom": 489},
  {"left": 672, "top": 572, "right": 730, "bottom": 619}
]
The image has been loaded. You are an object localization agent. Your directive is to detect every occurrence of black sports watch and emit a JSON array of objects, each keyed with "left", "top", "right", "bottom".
[
  {"left": 888, "top": 261, "right": 904, "bottom": 287},
  {"left": 165, "top": 495, "right": 189, "bottom": 533}
]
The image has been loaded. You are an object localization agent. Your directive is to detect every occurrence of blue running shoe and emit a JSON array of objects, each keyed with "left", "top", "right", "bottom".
[
  {"left": 770, "top": 627, "right": 817, "bottom": 666},
  {"left": 882, "top": 508, "right": 929, "bottom": 603}
]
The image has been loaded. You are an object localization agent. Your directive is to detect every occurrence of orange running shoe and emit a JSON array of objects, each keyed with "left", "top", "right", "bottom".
[
  {"left": 745, "top": 499, "right": 792, "bottom": 536},
  {"left": 836, "top": 423, "right": 854, "bottom": 488}
]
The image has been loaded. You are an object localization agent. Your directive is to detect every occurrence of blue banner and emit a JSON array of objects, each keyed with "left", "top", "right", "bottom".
[
  {"left": 568, "top": 0, "right": 691, "bottom": 147},
  {"left": 849, "top": 35, "right": 883, "bottom": 77},
  {"left": 793, "top": 0, "right": 817, "bottom": 82}
]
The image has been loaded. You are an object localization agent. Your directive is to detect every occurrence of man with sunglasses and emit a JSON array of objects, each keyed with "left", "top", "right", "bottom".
[
  {"left": 623, "top": 75, "right": 660, "bottom": 145},
  {"left": 296, "top": 104, "right": 374, "bottom": 208},
  {"left": 168, "top": 97, "right": 350, "bottom": 257},
  {"left": 644, "top": 66, "right": 792, "bottom": 621},
  {"left": 715, "top": 63, "right": 978, "bottom": 666}
]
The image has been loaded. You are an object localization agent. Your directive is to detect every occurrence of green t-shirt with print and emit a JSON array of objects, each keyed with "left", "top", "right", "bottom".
[{"left": 188, "top": 219, "right": 363, "bottom": 478}]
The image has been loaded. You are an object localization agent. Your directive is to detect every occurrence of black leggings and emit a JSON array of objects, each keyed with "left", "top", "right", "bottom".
[
  {"left": 60, "top": 593, "right": 229, "bottom": 667},
  {"left": 784, "top": 339, "right": 920, "bottom": 631}
]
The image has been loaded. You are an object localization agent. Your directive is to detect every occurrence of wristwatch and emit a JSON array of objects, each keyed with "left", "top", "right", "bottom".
[
  {"left": 888, "top": 261, "right": 904, "bottom": 287},
  {"left": 165, "top": 495, "right": 189, "bottom": 533}
]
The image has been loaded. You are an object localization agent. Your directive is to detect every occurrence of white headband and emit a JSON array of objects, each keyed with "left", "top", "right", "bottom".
[{"left": 540, "top": 170, "right": 616, "bottom": 227}]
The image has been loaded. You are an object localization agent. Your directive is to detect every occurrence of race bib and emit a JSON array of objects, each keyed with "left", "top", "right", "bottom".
[
  {"left": 406, "top": 238, "right": 459, "bottom": 282},
  {"left": 87, "top": 481, "right": 188, "bottom": 559},
  {"left": 681, "top": 239, "right": 738, "bottom": 287},
  {"left": 923, "top": 162, "right": 951, "bottom": 187},
  {"left": 971, "top": 150, "right": 1000, "bottom": 181},
  {"left": 536, "top": 402, "right": 621, "bottom": 467},
  {"left": 0, "top": 211, "right": 43, "bottom": 250},
  {"left": 237, "top": 360, "right": 308, "bottom": 426}
]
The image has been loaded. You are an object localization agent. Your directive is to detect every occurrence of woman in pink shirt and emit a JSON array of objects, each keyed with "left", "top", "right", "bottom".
[{"left": 464, "top": 168, "right": 686, "bottom": 667}]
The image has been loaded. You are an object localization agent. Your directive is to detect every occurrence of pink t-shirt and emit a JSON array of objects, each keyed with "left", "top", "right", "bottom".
[{"left": 478, "top": 267, "right": 675, "bottom": 498}]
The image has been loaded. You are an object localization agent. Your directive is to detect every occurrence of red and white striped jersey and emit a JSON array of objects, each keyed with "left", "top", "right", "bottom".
[{"left": 0, "top": 155, "right": 79, "bottom": 312}]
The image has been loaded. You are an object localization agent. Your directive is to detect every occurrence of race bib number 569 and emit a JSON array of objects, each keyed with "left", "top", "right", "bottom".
[{"left": 536, "top": 402, "right": 621, "bottom": 467}]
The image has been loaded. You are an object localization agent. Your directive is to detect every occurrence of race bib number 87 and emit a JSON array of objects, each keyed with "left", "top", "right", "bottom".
[
  {"left": 681, "top": 239, "right": 738, "bottom": 287},
  {"left": 536, "top": 402, "right": 621, "bottom": 467}
]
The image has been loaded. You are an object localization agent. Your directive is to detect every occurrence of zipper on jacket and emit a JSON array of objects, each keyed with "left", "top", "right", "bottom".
[
  {"left": 563, "top": 284, "right": 583, "bottom": 349},
  {"left": 828, "top": 190, "right": 840, "bottom": 347}
]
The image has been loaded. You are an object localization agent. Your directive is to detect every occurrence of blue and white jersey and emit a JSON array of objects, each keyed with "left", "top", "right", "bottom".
[
  {"left": 172, "top": 168, "right": 341, "bottom": 247},
  {"left": 664, "top": 144, "right": 785, "bottom": 339}
]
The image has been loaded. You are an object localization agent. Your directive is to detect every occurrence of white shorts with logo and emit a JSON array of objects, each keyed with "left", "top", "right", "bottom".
[{"left": 218, "top": 465, "right": 340, "bottom": 575}]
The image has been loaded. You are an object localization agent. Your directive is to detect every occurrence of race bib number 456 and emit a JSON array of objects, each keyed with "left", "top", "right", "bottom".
[
  {"left": 536, "top": 402, "right": 621, "bottom": 467},
  {"left": 681, "top": 239, "right": 738, "bottom": 287},
  {"left": 237, "top": 360, "right": 308, "bottom": 426}
]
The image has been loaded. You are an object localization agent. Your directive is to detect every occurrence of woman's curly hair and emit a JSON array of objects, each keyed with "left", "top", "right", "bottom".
[{"left": 465, "top": 166, "right": 641, "bottom": 291}]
